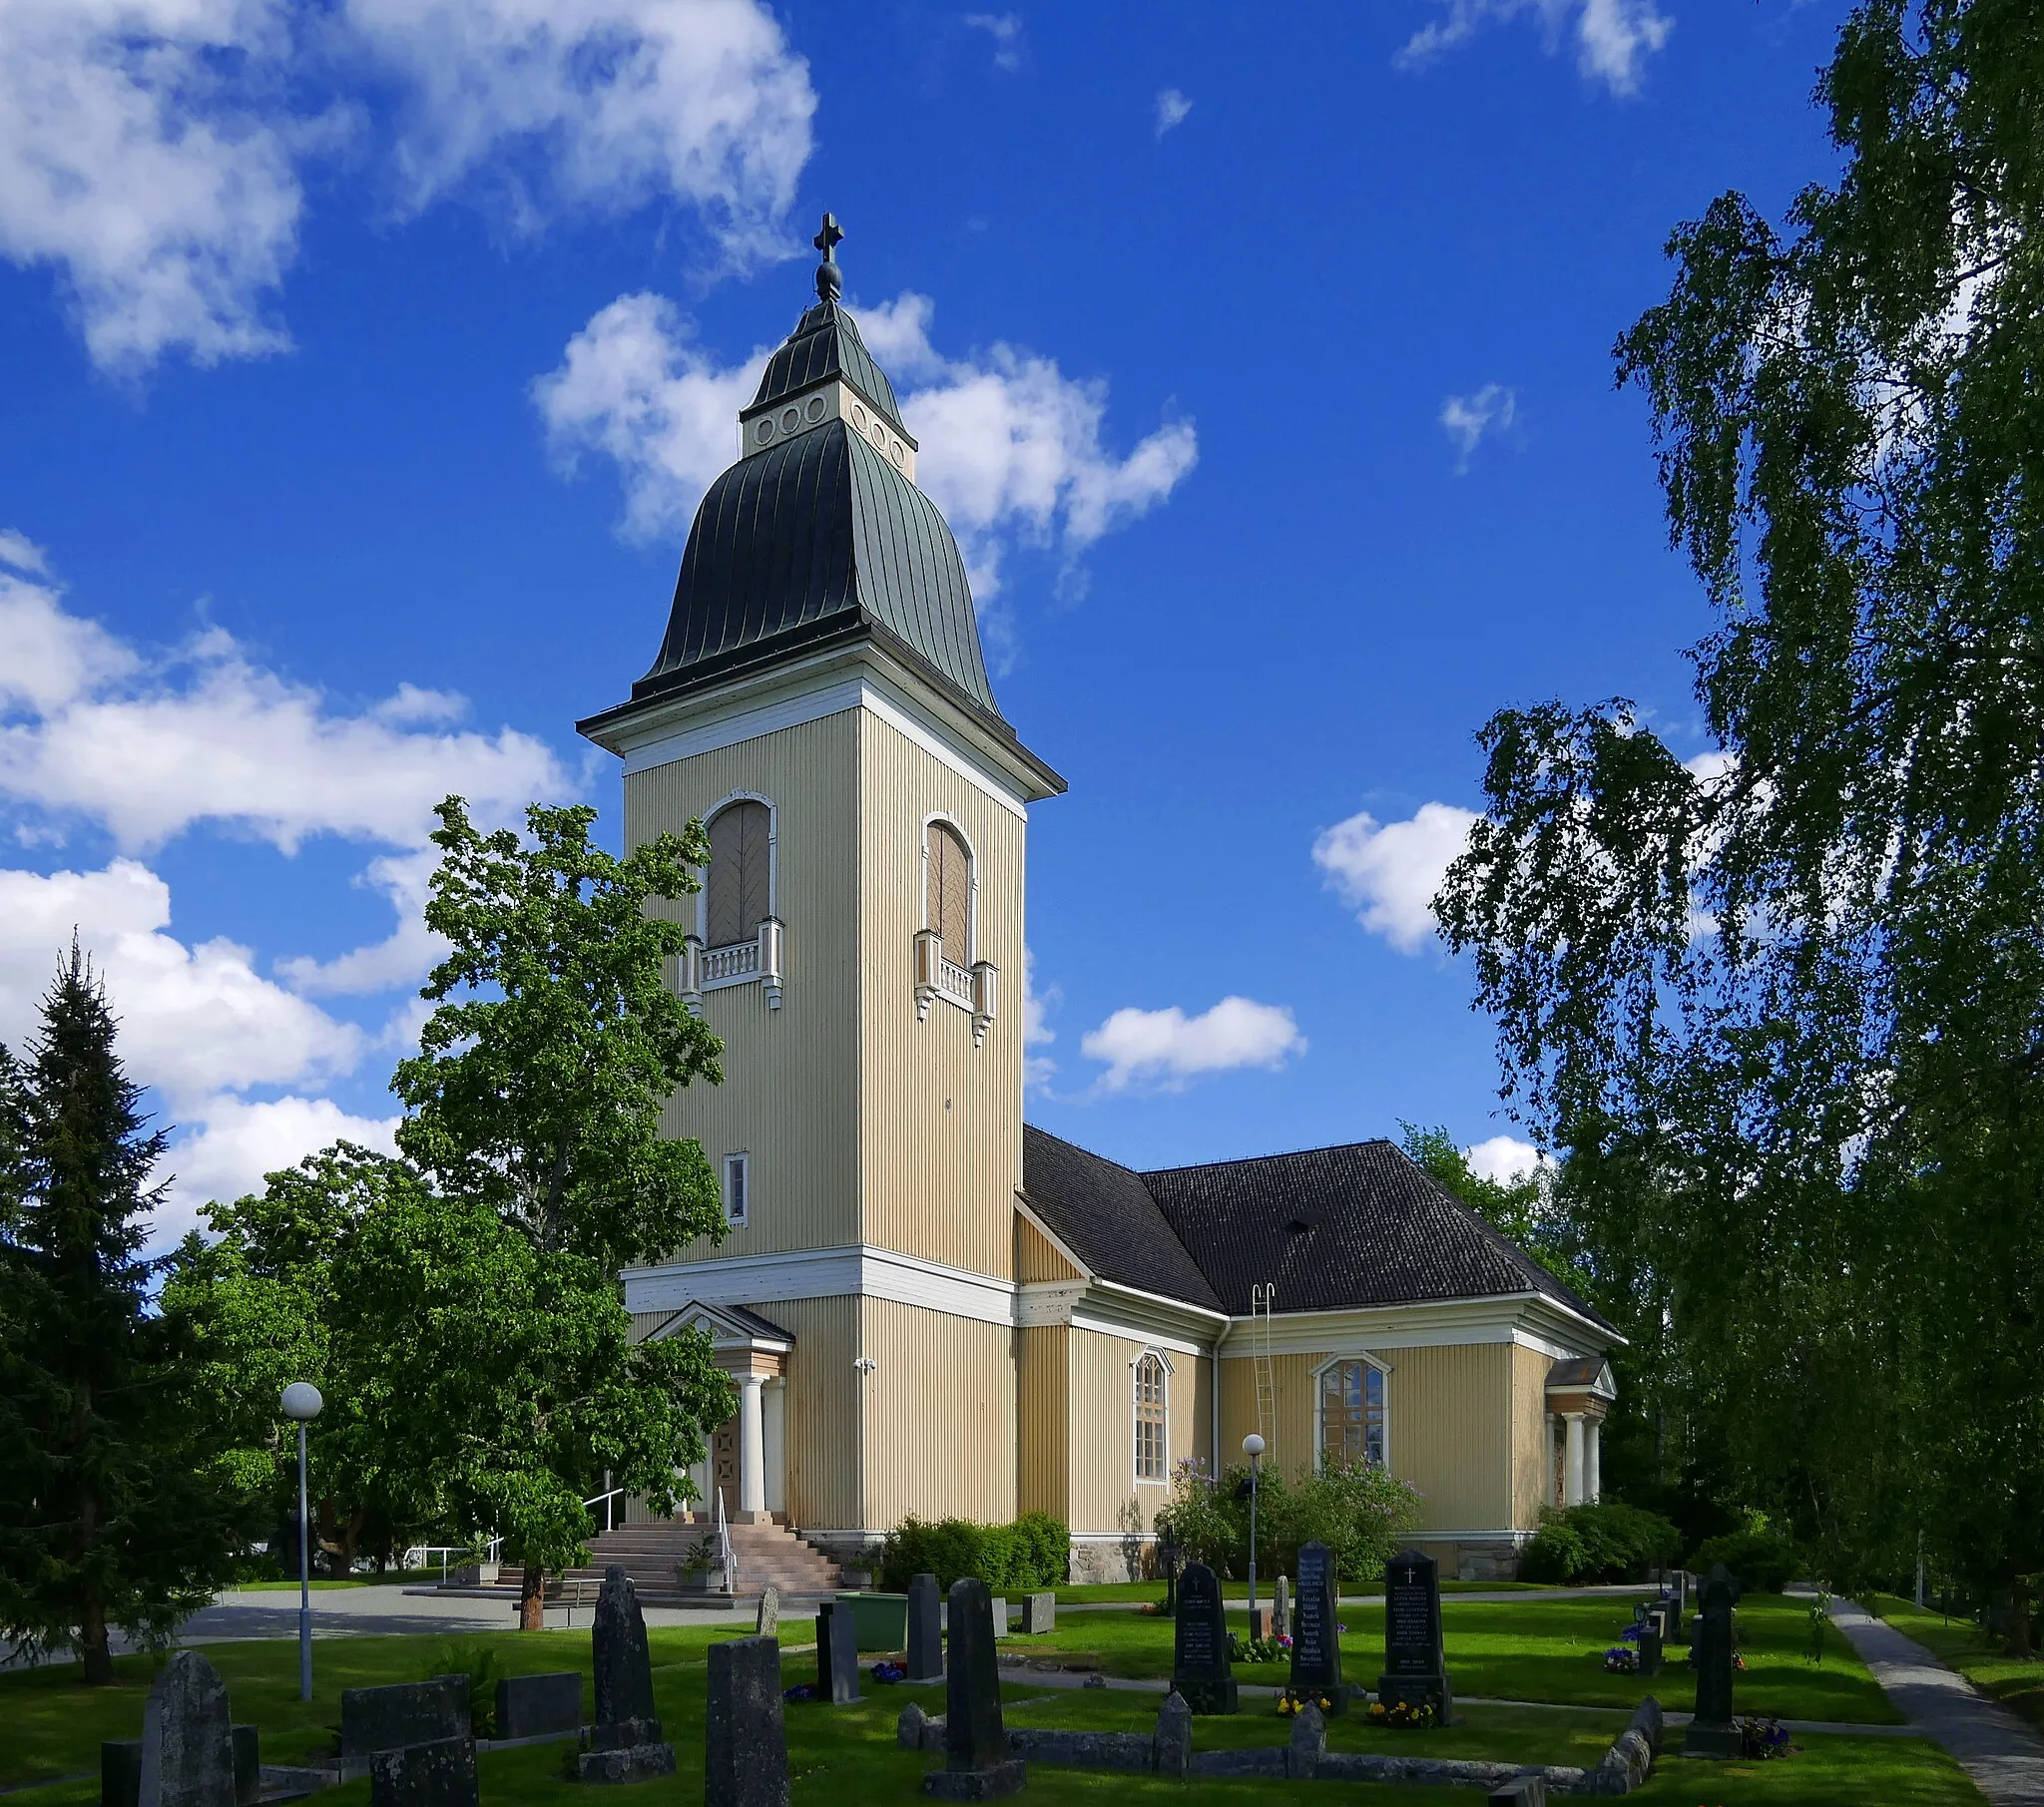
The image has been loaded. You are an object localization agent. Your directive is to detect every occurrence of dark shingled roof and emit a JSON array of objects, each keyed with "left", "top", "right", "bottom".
[
  {"left": 748, "top": 300, "right": 905, "bottom": 431},
  {"left": 637, "top": 419, "right": 998, "bottom": 716},
  {"left": 1019, "top": 1126, "right": 1612, "bottom": 1332},
  {"left": 1021, "top": 1126, "right": 1224, "bottom": 1313}
]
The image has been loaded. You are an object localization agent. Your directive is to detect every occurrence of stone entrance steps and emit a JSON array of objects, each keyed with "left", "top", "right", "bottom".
[{"left": 501, "top": 1517, "right": 845, "bottom": 1604}]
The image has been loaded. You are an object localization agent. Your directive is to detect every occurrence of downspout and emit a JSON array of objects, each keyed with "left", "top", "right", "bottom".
[{"left": 1210, "top": 1316, "right": 1229, "bottom": 1475}]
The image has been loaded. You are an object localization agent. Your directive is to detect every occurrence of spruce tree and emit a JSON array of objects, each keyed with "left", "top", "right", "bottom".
[{"left": 0, "top": 945, "right": 244, "bottom": 1681}]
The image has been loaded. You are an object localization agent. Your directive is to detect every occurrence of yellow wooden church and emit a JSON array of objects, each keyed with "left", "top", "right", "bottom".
[{"left": 576, "top": 224, "right": 1618, "bottom": 1587}]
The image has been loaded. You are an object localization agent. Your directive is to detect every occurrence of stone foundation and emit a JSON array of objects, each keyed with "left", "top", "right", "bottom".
[{"left": 1066, "top": 1536, "right": 1151, "bottom": 1585}]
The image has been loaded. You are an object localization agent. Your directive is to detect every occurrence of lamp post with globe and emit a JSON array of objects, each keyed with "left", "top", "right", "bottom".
[
  {"left": 1243, "top": 1432, "right": 1266, "bottom": 1632},
  {"left": 280, "top": 1382, "right": 323, "bottom": 1700}
]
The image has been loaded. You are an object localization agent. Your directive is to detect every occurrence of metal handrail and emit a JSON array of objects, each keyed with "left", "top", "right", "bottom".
[
  {"left": 715, "top": 1489, "right": 736, "bottom": 1594},
  {"left": 583, "top": 1487, "right": 627, "bottom": 1534}
]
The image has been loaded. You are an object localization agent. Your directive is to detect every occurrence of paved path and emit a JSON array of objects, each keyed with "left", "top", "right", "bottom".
[
  {"left": 1829, "top": 1596, "right": 2044, "bottom": 1806},
  {"left": 1056, "top": 1583, "right": 1656, "bottom": 1614}
]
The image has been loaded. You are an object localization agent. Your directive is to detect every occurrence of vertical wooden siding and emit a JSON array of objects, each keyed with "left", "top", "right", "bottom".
[
  {"left": 1015, "top": 1216, "right": 1080, "bottom": 1282},
  {"left": 859, "top": 1297, "right": 1016, "bottom": 1527},
  {"left": 1218, "top": 1353, "right": 1315, "bottom": 1477},
  {"left": 857, "top": 712, "right": 1025, "bottom": 1279},
  {"left": 752, "top": 1295, "right": 861, "bottom": 1532},
  {"left": 1511, "top": 1342, "right": 1555, "bottom": 1530},
  {"left": 623, "top": 711, "right": 861, "bottom": 1262},
  {"left": 1065, "top": 1329, "right": 1206, "bottom": 1534},
  {"left": 1016, "top": 1325, "right": 1069, "bottom": 1520},
  {"left": 1390, "top": 1344, "right": 1513, "bottom": 1531}
]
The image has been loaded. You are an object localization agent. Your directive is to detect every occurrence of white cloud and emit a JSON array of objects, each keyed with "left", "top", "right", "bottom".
[
  {"left": 1081, "top": 996, "right": 1304, "bottom": 1093},
  {"left": 0, "top": 530, "right": 52, "bottom": 577},
  {"left": 1154, "top": 89, "right": 1193, "bottom": 138},
  {"left": 0, "top": 0, "right": 816, "bottom": 371},
  {"left": 536, "top": 287, "right": 1199, "bottom": 604},
  {"left": 157, "top": 1095, "right": 400, "bottom": 1244},
  {"left": 1397, "top": 0, "right": 1672, "bottom": 97},
  {"left": 1313, "top": 801, "right": 1478, "bottom": 954},
  {"left": 1439, "top": 383, "right": 1517, "bottom": 473},
  {"left": 963, "top": 12, "right": 1024, "bottom": 71},
  {"left": 275, "top": 850, "right": 446, "bottom": 997},
  {"left": 1464, "top": 1133, "right": 1548, "bottom": 1184},
  {"left": 1022, "top": 946, "right": 1058, "bottom": 1093}
]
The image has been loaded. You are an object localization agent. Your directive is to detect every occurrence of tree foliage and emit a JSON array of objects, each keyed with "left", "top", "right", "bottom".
[
  {"left": 1435, "top": 0, "right": 2044, "bottom": 1637},
  {"left": 0, "top": 948, "right": 246, "bottom": 1681}
]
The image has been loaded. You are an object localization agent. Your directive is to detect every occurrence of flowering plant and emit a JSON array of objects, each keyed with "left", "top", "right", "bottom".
[
  {"left": 1365, "top": 1697, "right": 1437, "bottom": 1729},
  {"left": 1603, "top": 1645, "right": 1639, "bottom": 1673},
  {"left": 781, "top": 1682, "right": 817, "bottom": 1702},
  {"left": 1738, "top": 1716, "right": 1795, "bottom": 1760},
  {"left": 1229, "top": 1632, "right": 1291, "bottom": 1663},
  {"left": 1278, "top": 1688, "right": 1336, "bottom": 1716},
  {"left": 868, "top": 1660, "right": 906, "bottom": 1683}
]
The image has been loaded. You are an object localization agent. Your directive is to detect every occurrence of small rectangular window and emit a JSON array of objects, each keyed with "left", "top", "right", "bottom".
[{"left": 723, "top": 1152, "right": 750, "bottom": 1227}]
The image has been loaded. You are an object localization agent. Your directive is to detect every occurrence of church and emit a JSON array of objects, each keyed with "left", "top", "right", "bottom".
[{"left": 576, "top": 220, "right": 1618, "bottom": 1586}]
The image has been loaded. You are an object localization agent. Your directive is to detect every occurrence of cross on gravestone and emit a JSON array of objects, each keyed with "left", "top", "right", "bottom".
[
  {"left": 756, "top": 1583, "right": 780, "bottom": 1637},
  {"left": 1287, "top": 1541, "right": 1345, "bottom": 1714},
  {"left": 1682, "top": 1565, "right": 1740, "bottom": 1758},
  {"left": 140, "top": 1651, "right": 236, "bottom": 1807},
  {"left": 1376, "top": 1549, "right": 1454, "bottom": 1724},
  {"left": 576, "top": 1568, "right": 676, "bottom": 1782},
  {"left": 705, "top": 1636, "right": 790, "bottom": 1807},
  {"left": 907, "top": 1574, "right": 944, "bottom": 1681},
  {"left": 1273, "top": 1575, "right": 1291, "bottom": 1640},
  {"left": 1169, "top": 1562, "right": 1239, "bottom": 1714},
  {"left": 923, "top": 1580, "right": 1025, "bottom": 1800},
  {"left": 814, "top": 1603, "right": 861, "bottom": 1705},
  {"left": 367, "top": 1738, "right": 478, "bottom": 1807}
]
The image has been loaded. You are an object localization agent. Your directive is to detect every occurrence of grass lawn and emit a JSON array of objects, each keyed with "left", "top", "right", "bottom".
[
  {"left": 1051, "top": 1581, "right": 1555, "bottom": 1605},
  {"left": 1866, "top": 1592, "right": 2044, "bottom": 1735},
  {"left": 1007, "top": 1591, "right": 1900, "bottom": 1723},
  {"left": 0, "top": 1629, "right": 1972, "bottom": 1807}
]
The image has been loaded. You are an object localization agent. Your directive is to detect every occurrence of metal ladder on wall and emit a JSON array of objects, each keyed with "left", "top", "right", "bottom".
[{"left": 1251, "top": 1282, "right": 1278, "bottom": 1466}]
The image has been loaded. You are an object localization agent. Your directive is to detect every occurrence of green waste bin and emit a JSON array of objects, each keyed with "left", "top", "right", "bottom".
[{"left": 834, "top": 1590, "right": 909, "bottom": 1651}]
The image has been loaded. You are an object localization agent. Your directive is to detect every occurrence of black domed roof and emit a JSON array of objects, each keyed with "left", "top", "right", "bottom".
[
  {"left": 635, "top": 418, "right": 996, "bottom": 715},
  {"left": 747, "top": 300, "right": 905, "bottom": 432}
]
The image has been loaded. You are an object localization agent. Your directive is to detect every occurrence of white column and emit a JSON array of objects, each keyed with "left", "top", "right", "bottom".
[
  {"left": 763, "top": 1379, "right": 786, "bottom": 1516},
  {"left": 1563, "top": 1413, "right": 1585, "bottom": 1507},
  {"left": 1586, "top": 1416, "right": 1603, "bottom": 1504},
  {"left": 738, "top": 1374, "right": 766, "bottom": 1518}
]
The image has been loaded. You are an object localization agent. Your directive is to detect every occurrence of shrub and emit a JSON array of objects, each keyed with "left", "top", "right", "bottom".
[
  {"left": 1153, "top": 1455, "right": 1422, "bottom": 1583},
  {"left": 877, "top": 1513, "right": 1070, "bottom": 1593},
  {"left": 1519, "top": 1503, "right": 1680, "bottom": 1582},
  {"left": 1691, "top": 1528, "right": 1800, "bottom": 1594},
  {"left": 1519, "top": 1521, "right": 1589, "bottom": 1582}
]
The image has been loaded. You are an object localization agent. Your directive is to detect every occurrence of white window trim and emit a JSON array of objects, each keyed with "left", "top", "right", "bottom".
[
  {"left": 1131, "top": 1348, "right": 1174, "bottom": 1489},
  {"left": 916, "top": 810, "right": 981, "bottom": 1018},
  {"left": 722, "top": 1151, "right": 751, "bottom": 1228},
  {"left": 1310, "top": 1349, "right": 1391, "bottom": 1475}
]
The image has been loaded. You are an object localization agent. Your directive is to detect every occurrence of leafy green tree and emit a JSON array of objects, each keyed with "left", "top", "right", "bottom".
[
  {"left": 1435, "top": 0, "right": 2044, "bottom": 1639},
  {"left": 0, "top": 948, "right": 247, "bottom": 1681}
]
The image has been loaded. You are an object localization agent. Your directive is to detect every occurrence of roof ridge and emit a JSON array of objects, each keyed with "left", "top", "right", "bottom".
[{"left": 1138, "top": 1137, "right": 1399, "bottom": 1179}]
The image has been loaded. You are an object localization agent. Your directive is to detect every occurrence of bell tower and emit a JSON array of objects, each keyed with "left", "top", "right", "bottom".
[{"left": 578, "top": 217, "right": 1064, "bottom": 1555}]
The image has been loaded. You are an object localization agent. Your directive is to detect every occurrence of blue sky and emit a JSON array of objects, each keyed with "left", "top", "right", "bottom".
[{"left": 0, "top": 0, "right": 1850, "bottom": 1242}]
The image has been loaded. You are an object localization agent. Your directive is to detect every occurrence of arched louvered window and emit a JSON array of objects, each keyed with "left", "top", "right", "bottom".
[
  {"left": 925, "top": 819, "right": 971, "bottom": 957},
  {"left": 707, "top": 800, "right": 772, "bottom": 949}
]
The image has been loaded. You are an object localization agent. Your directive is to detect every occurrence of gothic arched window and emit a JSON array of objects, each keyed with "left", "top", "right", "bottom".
[
  {"left": 1134, "top": 1352, "right": 1169, "bottom": 1482},
  {"left": 925, "top": 818, "right": 971, "bottom": 957},
  {"left": 707, "top": 799, "right": 772, "bottom": 949}
]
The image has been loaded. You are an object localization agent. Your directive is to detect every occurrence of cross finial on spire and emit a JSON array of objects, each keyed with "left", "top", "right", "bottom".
[{"left": 813, "top": 211, "right": 843, "bottom": 302}]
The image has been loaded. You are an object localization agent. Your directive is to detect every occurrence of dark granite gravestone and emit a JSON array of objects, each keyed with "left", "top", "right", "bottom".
[
  {"left": 1637, "top": 1623, "right": 1663, "bottom": 1678},
  {"left": 494, "top": 1672, "right": 582, "bottom": 1741},
  {"left": 923, "top": 1579, "right": 1024, "bottom": 1799},
  {"left": 1682, "top": 1565, "right": 1740, "bottom": 1758},
  {"left": 367, "top": 1738, "right": 477, "bottom": 1807},
  {"left": 1169, "top": 1562, "right": 1238, "bottom": 1714},
  {"left": 140, "top": 1651, "right": 236, "bottom": 1807},
  {"left": 815, "top": 1603, "right": 861, "bottom": 1705},
  {"left": 1376, "top": 1550, "right": 1453, "bottom": 1723},
  {"left": 103, "top": 1740, "right": 144, "bottom": 1807},
  {"left": 576, "top": 1567, "right": 676, "bottom": 1781},
  {"left": 756, "top": 1584, "right": 779, "bottom": 1637},
  {"left": 907, "top": 1574, "right": 945, "bottom": 1681},
  {"left": 231, "top": 1727, "right": 258, "bottom": 1807},
  {"left": 1287, "top": 1541, "right": 1345, "bottom": 1714},
  {"left": 340, "top": 1678, "right": 468, "bottom": 1774},
  {"left": 705, "top": 1636, "right": 789, "bottom": 1807}
]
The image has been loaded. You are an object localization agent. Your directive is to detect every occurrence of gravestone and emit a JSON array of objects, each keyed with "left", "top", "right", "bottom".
[
  {"left": 1637, "top": 1623, "right": 1663, "bottom": 1678},
  {"left": 1376, "top": 1549, "right": 1453, "bottom": 1723},
  {"left": 1169, "top": 1562, "right": 1238, "bottom": 1714},
  {"left": 103, "top": 1740, "right": 144, "bottom": 1807},
  {"left": 140, "top": 1651, "right": 236, "bottom": 1807},
  {"left": 1285, "top": 1701, "right": 1324, "bottom": 1780},
  {"left": 231, "top": 1728, "right": 258, "bottom": 1807},
  {"left": 1020, "top": 1592, "right": 1055, "bottom": 1635},
  {"left": 1273, "top": 1576, "right": 1291, "bottom": 1640},
  {"left": 340, "top": 1678, "right": 468, "bottom": 1773},
  {"left": 989, "top": 1596, "right": 1009, "bottom": 1639},
  {"left": 924, "top": 1579, "right": 1024, "bottom": 1799},
  {"left": 1153, "top": 1693, "right": 1192, "bottom": 1781},
  {"left": 494, "top": 1672, "right": 581, "bottom": 1741},
  {"left": 756, "top": 1583, "right": 780, "bottom": 1636},
  {"left": 705, "top": 1635, "right": 789, "bottom": 1807},
  {"left": 577, "top": 1567, "right": 676, "bottom": 1782},
  {"left": 367, "top": 1738, "right": 477, "bottom": 1807},
  {"left": 1245, "top": 1603, "right": 1272, "bottom": 1642},
  {"left": 1486, "top": 1779, "right": 1546, "bottom": 1807},
  {"left": 907, "top": 1574, "right": 945, "bottom": 1681},
  {"left": 1682, "top": 1565, "right": 1740, "bottom": 1758},
  {"left": 1287, "top": 1541, "right": 1345, "bottom": 1714},
  {"left": 814, "top": 1603, "right": 861, "bottom": 1705}
]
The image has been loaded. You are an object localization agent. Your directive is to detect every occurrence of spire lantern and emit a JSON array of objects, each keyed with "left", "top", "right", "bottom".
[{"left": 814, "top": 212, "right": 844, "bottom": 302}]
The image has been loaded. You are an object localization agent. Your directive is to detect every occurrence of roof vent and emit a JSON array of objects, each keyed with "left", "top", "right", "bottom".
[{"left": 1286, "top": 1210, "right": 1319, "bottom": 1233}]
